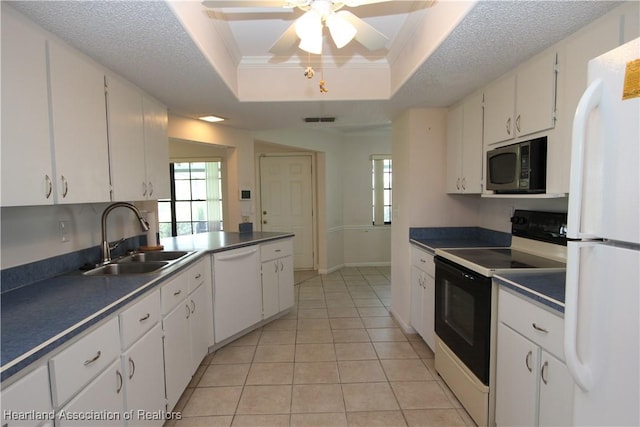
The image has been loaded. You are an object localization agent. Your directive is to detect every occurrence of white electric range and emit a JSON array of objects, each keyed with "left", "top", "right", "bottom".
[{"left": 432, "top": 210, "right": 567, "bottom": 427}]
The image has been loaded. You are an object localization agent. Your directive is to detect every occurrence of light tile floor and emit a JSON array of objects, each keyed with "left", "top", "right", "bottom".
[{"left": 165, "top": 267, "right": 476, "bottom": 427}]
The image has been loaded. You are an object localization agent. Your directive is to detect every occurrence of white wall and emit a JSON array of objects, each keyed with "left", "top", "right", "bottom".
[{"left": 390, "top": 108, "right": 479, "bottom": 331}]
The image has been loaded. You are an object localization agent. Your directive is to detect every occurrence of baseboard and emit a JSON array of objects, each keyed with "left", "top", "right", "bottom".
[{"left": 389, "top": 307, "right": 415, "bottom": 334}]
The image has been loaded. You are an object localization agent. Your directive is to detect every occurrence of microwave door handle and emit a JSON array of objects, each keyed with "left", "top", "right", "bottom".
[{"left": 567, "top": 78, "right": 602, "bottom": 239}]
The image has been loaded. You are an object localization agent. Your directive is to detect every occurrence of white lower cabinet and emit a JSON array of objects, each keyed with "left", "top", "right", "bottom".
[
  {"left": 410, "top": 246, "right": 435, "bottom": 350},
  {"left": 188, "top": 282, "right": 213, "bottom": 374},
  {"left": 261, "top": 239, "right": 294, "bottom": 319},
  {"left": 55, "top": 360, "right": 126, "bottom": 426},
  {"left": 213, "top": 246, "right": 262, "bottom": 343},
  {"left": 161, "top": 284, "right": 192, "bottom": 412},
  {"left": 1, "top": 365, "right": 53, "bottom": 427},
  {"left": 496, "top": 289, "right": 573, "bottom": 427}
]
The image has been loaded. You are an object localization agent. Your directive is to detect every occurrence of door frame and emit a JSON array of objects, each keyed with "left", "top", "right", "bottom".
[{"left": 256, "top": 152, "right": 317, "bottom": 271}]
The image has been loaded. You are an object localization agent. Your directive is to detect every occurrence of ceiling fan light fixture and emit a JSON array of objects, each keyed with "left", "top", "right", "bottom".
[
  {"left": 295, "top": 9, "right": 322, "bottom": 40},
  {"left": 326, "top": 11, "right": 357, "bottom": 48},
  {"left": 298, "top": 33, "right": 323, "bottom": 54}
]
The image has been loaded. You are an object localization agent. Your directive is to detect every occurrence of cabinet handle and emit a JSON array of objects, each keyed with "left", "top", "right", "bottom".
[
  {"left": 190, "top": 299, "right": 196, "bottom": 314},
  {"left": 420, "top": 258, "right": 426, "bottom": 263},
  {"left": 456, "top": 178, "right": 461, "bottom": 190},
  {"left": 142, "top": 182, "right": 147, "bottom": 196},
  {"left": 83, "top": 350, "right": 101, "bottom": 366},
  {"left": 186, "top": 303, "right": 191, "bottom": 319},
  {"left": 279, "top": 260, "right": 284, "bottom": 272},
  {"left": 541, "top": 360, "right": 549, "bottom": 385},
  {"left": 173, "top": 290, "right": 182, "bottom": 296},
  {"left": 532, "top": 323, "right": 549, "bottom": 333},
  {"left": 139, "top": 313, "right": 150, "bottom": 322},
  {"left": 195, "top": 273, "right": 202, "bottom": 280},
  {"left": 525, "top": 350, "right": 533, "bottom": 372},
  {"left": 461, "top": 177, "right": 466, "bottom": 191},
  {"left": 148, "top": 181, "right": 154, "bottom": 196},
  {"left": 116, "top": 370, "right": 123, "bottom": 394},
  {"left": 128, "top": 357, "right": 136, "bottom": 380},
  {"left": 516, "top": 114, "right": 521, "bottom": 133},
  {"left": 506, "top": 117, "right": 512, "bottom": 135},
  {"left": 61, "top": 175, "right": 68, "bottom": 198},
  {"left": 45, "top": 174, "right": 53, "bottom": 199},
  {"left": 275, "top": 262, "right": 279, "bottom": 273}
]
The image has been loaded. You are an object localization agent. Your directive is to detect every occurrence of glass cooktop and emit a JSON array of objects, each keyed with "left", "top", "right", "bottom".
[{"left": 437, "top": 247, "right": 566, "bottom": 276}]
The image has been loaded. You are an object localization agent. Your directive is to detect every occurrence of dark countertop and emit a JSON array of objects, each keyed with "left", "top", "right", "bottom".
[
  {"left": 409, "top": 226, "right": 511, "bottom": 253},
  {"left": 493, "top": 271, "right": 566, "bottom": 314},
  {"left": 1, "top": 231, "right": 293, "bottom": 382}
]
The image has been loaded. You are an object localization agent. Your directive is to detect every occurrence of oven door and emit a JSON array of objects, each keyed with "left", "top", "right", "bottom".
[{"left": 435, "top": 256, "right": 492, "bottom": 385}]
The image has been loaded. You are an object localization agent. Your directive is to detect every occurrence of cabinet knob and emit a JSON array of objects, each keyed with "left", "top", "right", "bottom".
[{"left": 263, "top": 220, "right": 268, "bottom": 224}]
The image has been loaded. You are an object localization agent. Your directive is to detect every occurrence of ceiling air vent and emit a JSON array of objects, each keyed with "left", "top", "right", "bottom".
[{"left": 304, "top": 117, "right": 336, "bottom": 123}]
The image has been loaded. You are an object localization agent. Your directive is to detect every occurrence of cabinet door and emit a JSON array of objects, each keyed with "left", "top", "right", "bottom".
[
  {"left": 421, "top": 272, "right": 436, "bottom": 351},
  {"left": 1, "top": 365, "right": 53, "bottom": 427},
  {"left": 1, "top": 6, "right": 54, "bottom": 207},
  {"left": 538, "top": 350, "right": 574, "bottom": 427},
  {"left": 495, "top": 323, "right": 538, "bottom": 427},
  {"left": 142, "top": 96, "right": 170, "bottom": 200},
  {"left": 278, "top": 255, "right": 295, "bottom": 311},
  {"left": 162, "top": 301, "right": 192, "bottom": 412},
  {"left": 106, "top": 76, "right": 146, "bottom": 202},
  {"left": 515, "top": 51, "right": 557, "bottom": 138},
  {"left": 189, "top": 283, "right": 214, "bottom": 374},
  {"left": 461, "top": 93, "right": 483, "bottom": 194},
  {"left": 484, "top": 74, "right": 516, "bottom": 145},
  {"left": 56, "top": 360, "right": 126, "bottom": 426},
  {"left": 445, "top": 103, "right": 463, "bottom": 193},
  {"left": 410, "top": 266, "right": 424, "bottom": 337},
  {"left": 122, "top": 324, "right": 166, "bottom": 426},
  {"left": 262, "top": 260, "right": 280, "bottom": 319},
  {"left": 48, "top": 40, "right": 111, "bottom": 204},
  {"left": 213, "top": 246, "right": 262, "bottom": 342}
]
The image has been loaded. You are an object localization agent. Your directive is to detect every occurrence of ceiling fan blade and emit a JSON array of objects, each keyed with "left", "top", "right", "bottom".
[
  {"left": 202, "top": 1, "right": 289, "bottom": 9},
  {"left": 338, "top": 10, "right": 389, "bottom": 51},
  {"left": 269, "top": 21, "right": 299, "bottom": 54},
  {"left": 342, "top": 0, "right": 391, "bottom": 6}
]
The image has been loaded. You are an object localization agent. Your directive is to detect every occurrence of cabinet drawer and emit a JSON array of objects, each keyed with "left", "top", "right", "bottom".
[
  {"left": 411, "top": 247, "right": 435, "bottom": 277},
  {"left": 499, "top": 289, "right": 565, "bottom": 360},
  {"left": 161, "top": 274, "right": 188, "bottom": 315},
  {"left": 49, "top": 317, "right": 120, "bottom": 408},
  {"left": 187, "top": 258, "right": 208, "bottom": 293},
  {"left": 261, "top": 239, "right": 293, "bottom": 262},
  {"left": 119, "top": 290, "right": 160, "bottom": 350}
]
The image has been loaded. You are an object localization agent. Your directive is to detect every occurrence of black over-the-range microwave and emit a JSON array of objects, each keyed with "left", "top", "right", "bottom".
[{"left": 486, "top": 136, "right": 547, "bottom": 193}]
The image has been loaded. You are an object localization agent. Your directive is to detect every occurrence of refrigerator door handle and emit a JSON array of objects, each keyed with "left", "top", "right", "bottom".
[
  {"left": 564, "top": 241, "right": 594, "bottom": 392},
  {"left": 567, "top": 78, "right": 603, "bottom": 239}
]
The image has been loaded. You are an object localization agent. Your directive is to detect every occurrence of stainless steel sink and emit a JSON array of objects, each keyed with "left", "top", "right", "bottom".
[
  {"left": 115, "top": 251, "right": 191, "bottom": 263},
  {"left": 84, "top": 261, "right": 169, "bottom": 276}
]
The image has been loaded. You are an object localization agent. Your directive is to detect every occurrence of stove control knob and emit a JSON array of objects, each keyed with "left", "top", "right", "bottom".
[{"left": 510, "top": 216, "right": 528, "bottom": 225}]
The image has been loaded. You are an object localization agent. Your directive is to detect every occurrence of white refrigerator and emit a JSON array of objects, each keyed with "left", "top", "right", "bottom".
[{"left": 565, "top": 37, "right": 640, "bottom": 426}]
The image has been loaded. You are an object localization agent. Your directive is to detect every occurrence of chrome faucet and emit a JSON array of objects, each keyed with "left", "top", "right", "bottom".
[{"left": 101, "top": 202, "right": 150, "bottom": 264}]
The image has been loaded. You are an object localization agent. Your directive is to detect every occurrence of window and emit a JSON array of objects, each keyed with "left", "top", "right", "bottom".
[
  {"left": 158, "top": 161, "right": 223, "bottom": 238},
  {"left": 372, "top": 155, "right": 392, "bottom": 225}
]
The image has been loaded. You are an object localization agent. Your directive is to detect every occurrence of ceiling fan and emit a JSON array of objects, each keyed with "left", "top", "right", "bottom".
[{"left": 201, "top": 0, "right": 402, "bottom": 55}]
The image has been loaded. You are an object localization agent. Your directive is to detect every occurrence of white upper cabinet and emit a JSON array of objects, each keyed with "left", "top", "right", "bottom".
[
  {"left": 48, "top": 39, "right": 111, "bottom": 204},
  {"left": 446, "top": 92, "right": 483, "bottom": 194},
  {"left": 1, "top": 6, "right": 54, "bottom": 207},
  {"left": 483, "top": 75, "right": 516, "bottom": 146},
  {"left": 142, "top": 96, "right": 170, "bottom": 200},
  {"left": 484, "top": 51, "right": 558, "bottom": 146},
  {"left": 106, "top": 76, "right": 147, "bottom": 202},
  {"left": 107, "top": 76, "right": 170, "bottom": 202},
  {"left": 515, "top": 52, "right": 558, "bottom": 139}
]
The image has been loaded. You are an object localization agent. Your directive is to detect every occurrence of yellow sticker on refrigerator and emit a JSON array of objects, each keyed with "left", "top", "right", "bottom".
[{"left": 622, "top": 58, "right": 640, "bottom": 100}]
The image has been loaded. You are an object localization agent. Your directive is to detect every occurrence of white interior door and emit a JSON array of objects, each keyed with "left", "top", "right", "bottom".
[{"left": 260, "top": 155, "right": 314, "bottom": 270}]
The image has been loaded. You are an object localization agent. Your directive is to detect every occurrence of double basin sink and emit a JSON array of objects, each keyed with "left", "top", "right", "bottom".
[{"left": 84, "top": 251, "right": 194, "bottom": 276}]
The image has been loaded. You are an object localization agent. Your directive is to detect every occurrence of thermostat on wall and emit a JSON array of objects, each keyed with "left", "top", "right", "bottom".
[{"left": 239, "top": 189, "right": 252, "bottom": 200}]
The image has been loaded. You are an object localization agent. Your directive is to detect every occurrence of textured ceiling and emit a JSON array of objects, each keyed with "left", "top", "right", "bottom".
[{"left": 8, "top": 1, "right": 622, "bottom": 132}]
